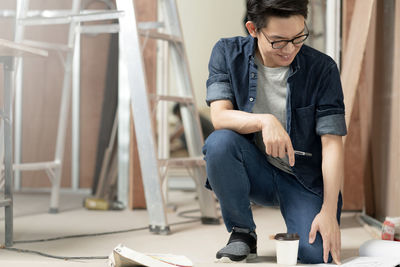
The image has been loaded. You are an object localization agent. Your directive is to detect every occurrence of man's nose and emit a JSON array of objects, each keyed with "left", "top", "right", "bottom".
[{"left": 281, "top": 42, "right": 295, "bottom": 53}]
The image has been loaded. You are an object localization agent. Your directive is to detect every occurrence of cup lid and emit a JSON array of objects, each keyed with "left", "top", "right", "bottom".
[{"left": 274, "top": 233, "right": 300, "bottom": 241}]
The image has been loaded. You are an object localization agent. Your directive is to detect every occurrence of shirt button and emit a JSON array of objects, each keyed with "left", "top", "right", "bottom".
[
  {"left": 249, "top": 97, "right": 254, "bottom": 102},
  {"left": 251, "top": 72, "right": 256, "bottom": 78}
]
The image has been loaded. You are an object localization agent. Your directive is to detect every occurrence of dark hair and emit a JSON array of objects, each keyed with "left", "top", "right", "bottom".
[{"left": 247, "top": 0, "right": 309, "bottom": 31}]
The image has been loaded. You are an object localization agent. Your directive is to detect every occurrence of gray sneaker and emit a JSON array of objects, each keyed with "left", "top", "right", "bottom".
[{"left": 216, "top": 228, "right": 257, "bottom": 263}]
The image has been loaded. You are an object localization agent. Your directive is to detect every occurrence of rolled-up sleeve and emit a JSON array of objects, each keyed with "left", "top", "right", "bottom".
[
  {"left": 205, "top": 40, "right": 234, "bottom": 106},
  {"left": 316, "top": 62, "right": 347, "bottom": 136}
]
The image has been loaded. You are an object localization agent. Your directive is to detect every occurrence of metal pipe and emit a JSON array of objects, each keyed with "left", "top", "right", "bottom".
[
  {"left": 71, "top": 24, "right": 81, "bottom": 191},
  {"left": 13, "top": 0, "right": 30, "bottom": 191},
  {"left": 4, "top": 57, "right": 15, "bottom": 247},
  {"left": 325, "top": 0, "right": 342, "bottom": 68}
]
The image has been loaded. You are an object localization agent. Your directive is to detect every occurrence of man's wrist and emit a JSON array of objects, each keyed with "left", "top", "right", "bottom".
[
  {"left": 321, "top": 203, "right": 337, "bottom": 215},
  {"left": 256, "top": 114, "right": 272, "bottom": 131}
]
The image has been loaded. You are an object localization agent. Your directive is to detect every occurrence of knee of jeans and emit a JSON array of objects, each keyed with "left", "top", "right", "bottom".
[
  {"left": 298, "top": 241, "right": 327, "bottom": 264},
  {"left": 203, "top": 129, "right": 243, "bottom": 158}
]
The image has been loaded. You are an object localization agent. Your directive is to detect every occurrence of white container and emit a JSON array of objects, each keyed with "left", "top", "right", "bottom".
[
  {"left": 275, "top": 233, "right": 300, "bottom": 266},
  {"left": 383, "top": 217, "right": 400, "bottom": 241},
  {"left": 388, "top": 217, "right": 400, "bottom": 241},
  {"left": 360, "top": 239, "right": 400, "bottom": 257}
]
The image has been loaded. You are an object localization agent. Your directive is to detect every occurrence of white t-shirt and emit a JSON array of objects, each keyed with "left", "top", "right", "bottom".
[{"left": 252, "top": 56, "right": 293, "bottom": 175}]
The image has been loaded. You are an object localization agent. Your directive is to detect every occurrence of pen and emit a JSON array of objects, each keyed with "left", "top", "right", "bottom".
[{"left": 294, "top": 150, "right": 312, "bottom": 157}]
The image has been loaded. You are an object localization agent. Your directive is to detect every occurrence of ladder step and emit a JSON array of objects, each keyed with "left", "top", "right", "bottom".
[
  {"left": 0, "top": 199, "right": 12, "bottom": 208},
  {"left": 159, "top": 157, "right": 205, "bottom": 168},
  {"left": 18, "top": 11, "right": 124, "bottom": 26},
  {"left": 154, "top": 95, "right": 194, "bottom": 104},
  {"left": 0, "top": 161, "right": 61, "bottom": 171},
  {"left": 0, "top": 38, "right": 48, "bottom": 57},
  {"left": 138, "top": 21, "right": 165, "bottom": 30},
  {"left": 22, "top": 40, "right": 72, "bottom": 52},
  {"left": 79, "top": 24, "right": 120, "bottom": 34},
  {"left": 0, "top": 9, "right": 120, "bottom": 19},
  {"left": 138, "top": 30, "right": 182, "bottom": 43}
]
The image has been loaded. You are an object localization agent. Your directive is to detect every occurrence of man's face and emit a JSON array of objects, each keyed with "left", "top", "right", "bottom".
[{"left": 247, "top": 15, "right": 306, "bottom": 68}]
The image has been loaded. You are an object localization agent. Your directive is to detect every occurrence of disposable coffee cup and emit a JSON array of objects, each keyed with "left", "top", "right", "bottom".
[{"left": 274, "top": 233, "right": 300, "bottom": 266}]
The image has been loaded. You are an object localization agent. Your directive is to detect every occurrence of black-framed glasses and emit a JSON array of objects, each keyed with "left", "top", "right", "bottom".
[{"left": 260, "top": 24, "right": 309, "bottom": 49}]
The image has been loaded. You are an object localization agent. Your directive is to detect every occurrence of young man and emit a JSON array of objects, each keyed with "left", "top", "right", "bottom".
[{"left": 202, "top": 0, "right": 346, "bottom": 264}]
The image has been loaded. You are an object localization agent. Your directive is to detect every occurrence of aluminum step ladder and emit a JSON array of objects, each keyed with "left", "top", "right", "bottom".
[
  {"left": 116, "top": 0, "right": 219, "bottom": 234},
  {"left": 0, "top": 0, "right": 122, "bottom": 212}
]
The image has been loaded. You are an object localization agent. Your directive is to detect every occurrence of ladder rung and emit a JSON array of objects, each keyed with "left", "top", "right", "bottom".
[
  {"left": 154, "top": 95, "right": 194, "bottom": 104},
  {"left": 0, "top": 161, "right": 61, "bottom": 171},
  {"left": 79, "top": 24, "right": 120, "bottom": 34},
  {"left": 0, "top": 9, "right": 120, "bottom": 19},
  {"left": 18, "top": 11, "right": 124, "bottom": 26},
  {"left": 138, "top": 21, "right": 165, "bottom": 30},
  {"left": 22, "top": 40, "right": 72, "bottom": 52},
  {"left": 159, "top": 157, "right": 205, "bottom": 168},
  {"left": 0, "top": 38, "right": 48, "bottom": 57},
  {"left": 0, "top": 199, "right": 12, "bottom": 208},
  {"left": 138, "top": 30, "right": 182, "bottom": 43}
]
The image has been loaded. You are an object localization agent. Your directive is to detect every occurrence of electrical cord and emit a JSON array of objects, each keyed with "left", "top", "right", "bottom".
[
  {"left": 1, "top": 247, "right": 109, "bottom": 260},
  {"left": 0, "top": 210, "right": 211, "bottom": 261}
]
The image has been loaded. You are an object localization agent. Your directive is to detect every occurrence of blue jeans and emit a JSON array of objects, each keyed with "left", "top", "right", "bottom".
[{"left": 202, "top": 129, "right": 342, "bottom": 264}]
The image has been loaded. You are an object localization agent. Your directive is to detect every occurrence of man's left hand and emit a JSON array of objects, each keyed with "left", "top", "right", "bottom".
[{"left": 309, "top": 210, "right": 341, "bottom": 265}]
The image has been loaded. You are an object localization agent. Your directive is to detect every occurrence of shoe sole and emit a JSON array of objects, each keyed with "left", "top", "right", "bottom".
[{"left": 215, "top": 253, "right": 257, "bottom": 263}]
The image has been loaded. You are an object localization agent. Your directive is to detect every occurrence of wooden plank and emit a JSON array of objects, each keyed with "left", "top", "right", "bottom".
[
  {"left": 341, "top": 0, "right": 375, "bottom": 131},
  {"left": 370, "top": 0, "right": 396, "bottom": 221},
  {"left": 358, "top": 5, "right": 377, "bottom": 216},
  {"left": 130, "top": 114, "right": 146, "bottom": 209},
  {"left": 341, "top": 0, "right": 375, "bottom": 211},
  {"left": 92, "top": 33, "right": 118, "bottom": 194},
  {"left": 387, "top": 0, "right": 400, "bottom": 216},
  {"left": 342, "top": 94, "right": 363, "bottom": 210},
  {"left": 342, "top": 0, "right": 377, "bottom": 211},
  {"left": 341, "top": 0, "right": 356, "bottom": 52}
]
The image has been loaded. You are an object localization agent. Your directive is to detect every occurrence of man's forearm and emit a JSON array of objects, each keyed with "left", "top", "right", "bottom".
[
  {"left": 212, "top": 109, "right": 266, "bottom": 134},
  {"left": 321, "top": 135, "right": 344, "bottom": 214}
]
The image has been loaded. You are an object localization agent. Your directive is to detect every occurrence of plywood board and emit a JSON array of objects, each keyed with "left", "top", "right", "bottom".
[
  {"left": 341, "top": 0, "right": 375, "bottom": 131},
  {"left": 386, "top": 0, "right": 400, "bottom": 216},
  {"left": 341, "top": 0, "right": 375, "bottom": 211},
  {"left": 370, "top": 0, "right": 396, "bottom": 221}
]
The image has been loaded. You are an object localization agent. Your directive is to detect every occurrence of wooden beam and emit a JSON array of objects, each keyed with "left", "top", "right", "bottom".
[
  {"left": 370, "top": 0, "right": 396, "bottom": 221},
  {"left": 387, "top": 0, "right": 400, "bottom": 216},
  {"left": 341, "top": 0, "right": 375, "bottom": 131},
  {"left": 358, "top": 5, "right": 377, "bottom": 216},
  {"left": 342, "top": 0, "right": 376, "bottom": 211}
]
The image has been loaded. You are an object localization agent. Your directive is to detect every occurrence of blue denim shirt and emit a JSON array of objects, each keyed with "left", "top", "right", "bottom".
[{"left": 205, "top": 35, "right": 347, "bottom": 197}]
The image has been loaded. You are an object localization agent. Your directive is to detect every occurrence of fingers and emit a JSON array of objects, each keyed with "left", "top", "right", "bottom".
[
  {"left": 285, "top": 139, "right": 295, "bottom": 166},
  {"left": 265, "top": 143, "right": 272, "bottom": 155},
  {"left": 278, "top": 141, "right": 286, "bottom": 158},
  {"left": 326, "top": 230, "right": 342, "bottom": 265},
  {"left": 265, "top": 141, "right": 280, "bottom": 157},
  {"left": 332, "top": 230, "right": 342, "bottom": 265},
  {"left": 323, "top": 238, "right": 330, "bottom": 263},
  {"left": 271, "top": 143, "right": 279, "bottom": 157},
  {"left": 309, "top": 222, "right": 317, "bottom": 244},
  {"left": 331, "top": 249, "right": 341, "bottom": 265},
  {"left": 264, "top": 136, "right": 294, "bottom": 162}
]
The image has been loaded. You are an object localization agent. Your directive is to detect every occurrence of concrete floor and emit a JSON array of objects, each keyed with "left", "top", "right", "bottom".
[{"left": 0, "top": 190, "right": 375, "bottom": 267}]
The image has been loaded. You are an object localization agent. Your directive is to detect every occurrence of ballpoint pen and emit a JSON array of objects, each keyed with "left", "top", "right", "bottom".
[{"left": 294, "top": 150, "right": 312, "bottom": 157}]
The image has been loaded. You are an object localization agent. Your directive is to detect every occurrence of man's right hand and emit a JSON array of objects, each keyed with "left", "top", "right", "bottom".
[{"left": 259, "top": 114, "right": 295, "bottom": 166}]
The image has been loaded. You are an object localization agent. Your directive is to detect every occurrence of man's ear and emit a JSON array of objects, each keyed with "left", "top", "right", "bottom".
[{"left": 245, "top": 21, "right": 258, "bottom": 38}]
